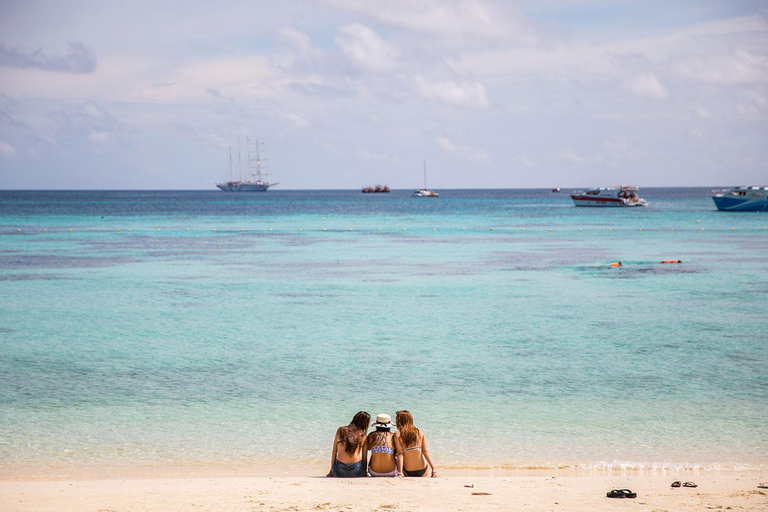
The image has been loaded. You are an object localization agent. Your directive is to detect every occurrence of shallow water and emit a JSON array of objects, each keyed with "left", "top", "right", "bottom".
[{"left": 1, "top": 188, "right": 766, "bottom": 475}]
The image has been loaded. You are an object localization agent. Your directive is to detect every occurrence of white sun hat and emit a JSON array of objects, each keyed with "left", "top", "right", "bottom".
[{"left": 371, "top": 413, "right": 395, "bottom": 428}]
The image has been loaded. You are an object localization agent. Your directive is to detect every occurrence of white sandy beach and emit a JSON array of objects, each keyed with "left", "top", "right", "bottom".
[{"left": 2, "top": 473, "right": 766, "bottom": 511}]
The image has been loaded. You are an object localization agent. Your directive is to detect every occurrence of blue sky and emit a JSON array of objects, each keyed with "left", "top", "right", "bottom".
[{"left": 1, "top": 0, "right": 766, "bottom": 189}]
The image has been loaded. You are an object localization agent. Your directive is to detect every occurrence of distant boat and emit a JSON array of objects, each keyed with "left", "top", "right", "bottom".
[
  {"left": 216, "top": 137, "right": 277, "bottom": 192},
  {"left": 551, "top": 187, "right": 561, "bottom": 193},
  {"left": 413, "top": 160, "right": 439, "bottom": 197},
  {"left": 570, "top": 185, "right": 647, "bottom": 207},
  {"left": 712, "top": 186, "right": 768, "bottom": 211},
  {"left": 362, "top": 184, "right": 391, "bottom": 193}
]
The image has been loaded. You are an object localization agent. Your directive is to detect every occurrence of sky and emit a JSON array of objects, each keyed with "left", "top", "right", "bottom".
[{"left": 1, "top": 0, "right": 767, "bottom": 190}]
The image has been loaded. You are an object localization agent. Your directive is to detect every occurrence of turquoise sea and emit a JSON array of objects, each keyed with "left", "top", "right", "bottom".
[{"left": 1, "top": 189, "right": 766, "bottom": 477}]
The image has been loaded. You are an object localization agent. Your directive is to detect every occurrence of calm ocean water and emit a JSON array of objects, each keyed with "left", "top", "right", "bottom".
[{"left": 1, "top": 188, "right": 766, "bottom": 476}]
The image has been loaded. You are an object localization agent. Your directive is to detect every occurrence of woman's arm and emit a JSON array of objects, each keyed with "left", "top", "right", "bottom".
[
  {"left": 394, "top": 432, "right": 404, "bottom": 476},
  {"left": 327, "top": 428, "right": 340, "bottom": 477},
  {"left": 421, "top": 433, "right": 437, "bottom": 477},
  {"left": 361, "top": 437, "right": 368, "bottom": 474}
]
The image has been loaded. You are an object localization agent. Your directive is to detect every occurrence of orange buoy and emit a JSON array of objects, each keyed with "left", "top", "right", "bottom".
[{"left": 661, "top": 260, "right": 682, "bottom": 264}]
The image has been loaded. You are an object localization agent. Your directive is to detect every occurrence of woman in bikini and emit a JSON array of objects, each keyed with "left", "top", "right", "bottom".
[
  {"left": 394, "top": 410, "right": 437, "bottom": 478},
  {"left": 366, "top": 414, "right": 398, "bottom": 477},
  {"left": 327, "top": 411, "right": 370, "bottom": 478}
]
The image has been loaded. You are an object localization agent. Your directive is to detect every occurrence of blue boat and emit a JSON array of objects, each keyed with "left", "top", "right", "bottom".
[{"left": 712, "top": 186, "right": 768, "bottom": 211}]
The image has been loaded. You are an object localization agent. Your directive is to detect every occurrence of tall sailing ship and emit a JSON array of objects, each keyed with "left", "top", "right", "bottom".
[{"left": 216, "top": 137, "right": 277, "bottom": 192}]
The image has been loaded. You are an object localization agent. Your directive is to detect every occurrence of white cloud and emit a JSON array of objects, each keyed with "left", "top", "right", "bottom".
[
  {"left": 129, "top": 56, "right": 278, "bottom": 103},
  {"left": 89, "top": 130, "right": 108, "bottom": 143},
  {"left": 0, "top": 41, "right": 97, "bottom": 74},
  {"left": 551, "top": 150, "right": 589, "bottom": 165},
  {"left": 743, "top": 90, "right": 768, "bottom": 108},
  {"left": 448, "top": 11, "right": 768, "bottom": 84},
  {"left": 436, "top": 136, "right": 490, "bottom": 163},
  {"left": 448, "top": 44, "right": 612, "bottom": 77},
  {"left": 0, "top": 141, "right": 17, "bottom": 159},
  {"left": 673, "top": 48, "right": 768, "bottom": 86},
  {"left": 335, "top": 23, "right": 399, "bottom": 72},
  {"left": 514, "top": 155, "right": 533, "bottom": 168},
  {"left": 355, "top": 150, "right": 396, "bottom": 162},
  {"left": 415, "top": 76, "right": 489, "bottom": 108},
  {"left": 326, "top": 0, "right": 538, "bottom": 44},
  {"left": 275, "top": 27, "right": 315, "bottom": 56},
  {"left": 622, "top": 73, "right": 668, "bottom": 100},
  {"left": 278, "top": 110, "right": 310, "bottom": 128},
  {"left": 84, "top": 102, "right": 103, "bottom": 118}
]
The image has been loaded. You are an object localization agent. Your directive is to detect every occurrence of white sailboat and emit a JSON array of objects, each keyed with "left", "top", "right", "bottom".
[
  {"left": 413, "top": 160, "right": 439, "bottom": 197},
  {"left": 216, "top": 137, "right": 278, "bottom": 192}
]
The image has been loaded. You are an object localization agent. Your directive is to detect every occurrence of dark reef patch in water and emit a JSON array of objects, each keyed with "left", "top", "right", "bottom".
[
  {"left": 0, "top": 254, "right": 136, "bottom": 270},
  {"left": 272, "top": 292, "right": 341, "bottom": 298},
  {"left": 0, "top": 273, "right": 73, "bottom": 281}
]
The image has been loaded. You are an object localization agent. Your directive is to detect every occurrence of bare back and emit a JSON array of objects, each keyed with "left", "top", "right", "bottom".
[
  {"left": 395, "top": 430, "right": 427, "bottom": 474},
  {"left": 334, "top": 427, "right": 364, "bottom": 464},
  {"left": 367, "top": 430, "right": 396, "bottom": 473}
]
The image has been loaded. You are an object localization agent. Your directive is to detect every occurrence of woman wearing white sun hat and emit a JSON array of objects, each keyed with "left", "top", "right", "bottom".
[{"left": 366, "top": 414, "right": 399, "bottom": 477}]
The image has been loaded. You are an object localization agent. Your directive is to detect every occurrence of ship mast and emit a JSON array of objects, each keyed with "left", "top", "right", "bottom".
[
  {"left": 255, "top": 138, "right": 263, "bottom": 183},
  {"left": 237, "top": 137, "right": 243, "bottom": 183},
  {"left": 423, "top": 160, "right": 427, "bottom": 189},
  {"left": 246, "top": 136, "right": 253, "bottom": 183},
  {"left": 229, "top": 146, "right": 233, "bottom": 183}
]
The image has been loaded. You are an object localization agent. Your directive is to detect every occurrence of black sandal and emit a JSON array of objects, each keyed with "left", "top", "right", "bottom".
[
  {"left": 671, "top": 481, "right": 682, "bottom": 487},
  {"left": 607, "top": 489, "right": 637, "bottom": 498},
  {"left": 683, "top": 482, "right": 697, "bottom": 488}
]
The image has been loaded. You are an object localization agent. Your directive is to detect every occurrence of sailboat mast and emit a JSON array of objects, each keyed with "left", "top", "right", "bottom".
[
  {"left": 246, "top": 136, "right": 253, "bottom": 182},
  {"left": 237, "top": 137, "right": 243, "bottom": 183},
  {"left": 423, "top": 160, "right": 427, "bottom": 189},
  {"left": 229, "top": 146, "right": 233, "bottom": 182},
  {"left": 255, "top": 139, "right": 261, "bottom": 182}
]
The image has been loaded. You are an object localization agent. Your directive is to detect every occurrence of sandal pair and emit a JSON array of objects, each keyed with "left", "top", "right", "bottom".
[
  {"left": 607, "top": 489, "right": 637, "bottom": 498},
  {"left": 671, "top": 481, "right": 697, "bottom": 488}
]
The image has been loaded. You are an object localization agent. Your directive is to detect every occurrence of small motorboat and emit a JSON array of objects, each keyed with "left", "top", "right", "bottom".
[{"left": 570, "top": 185, "right": 647, "bottom": 207}]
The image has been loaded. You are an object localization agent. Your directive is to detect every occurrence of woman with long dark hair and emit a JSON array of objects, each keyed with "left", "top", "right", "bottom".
[
  {"left": 394, "top": 410, "right": 437, "bottom": 477},
  {"left": 366, "top": 414, "right": 398, "bottom": 477},
  {"left": 327, "top": 411, "right": 370, "bottom": 477}
]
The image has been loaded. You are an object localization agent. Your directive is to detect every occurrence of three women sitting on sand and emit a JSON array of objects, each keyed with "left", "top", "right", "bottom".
[{"left": 328, "top": 410, "right": 437, "bottom": 478}]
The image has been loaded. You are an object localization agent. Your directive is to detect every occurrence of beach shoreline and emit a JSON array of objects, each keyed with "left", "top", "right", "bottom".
[
  {"left": 1, "top": 473, "right": 766, "bottom": 511},
  {"left": 3, "top": 460, "right": 765, "bottom": 482}
]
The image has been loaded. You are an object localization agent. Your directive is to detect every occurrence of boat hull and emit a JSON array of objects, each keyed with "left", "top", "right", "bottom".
[
  {"left": 712, "top": 195, "right": 768, "bottom": 211},
  {"left": 216, "top": 182, "right": 272, "bottom": 192},
  {"left": 570, "top": 195, "right": 643, "bottom": 207}
]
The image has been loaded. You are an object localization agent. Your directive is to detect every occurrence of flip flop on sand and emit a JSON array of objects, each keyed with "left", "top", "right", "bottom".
[
  {"left": 671, "top": 481, "right": 682, "bottom": 487},
  {"left": 607, "top": 489, "right": 637, "bottom": 499},
  {"left": 683, "top": 482, "right": 697, "bottom": 488},
  {"left": 758, "top": 482, "right": 768, "bottom": 489}
]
